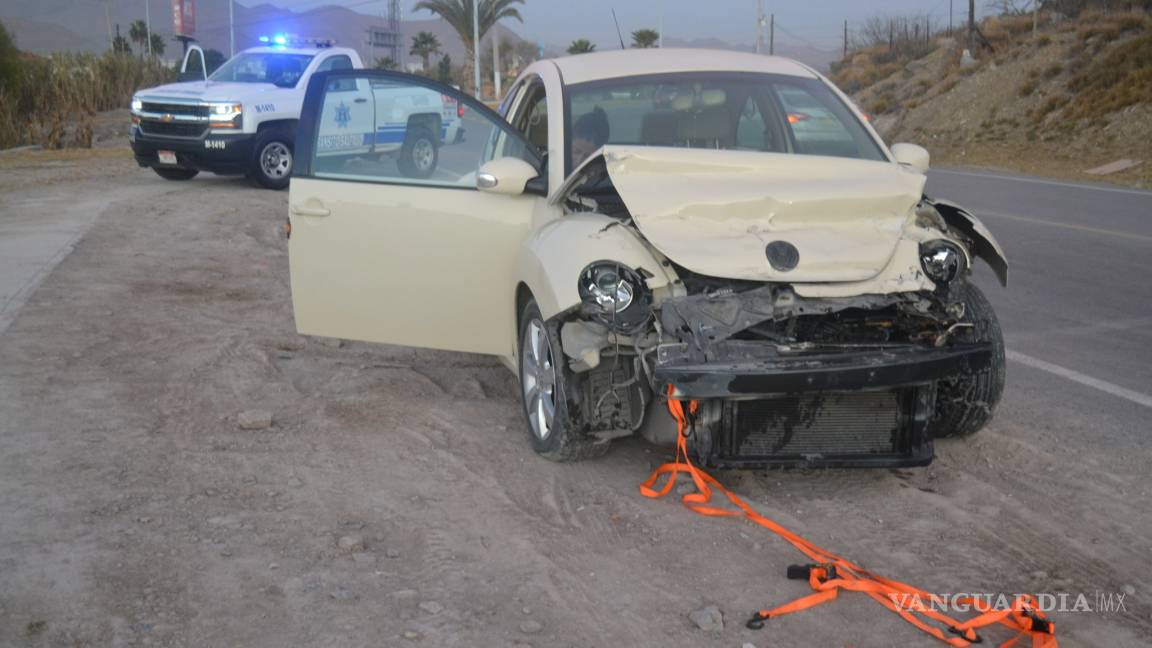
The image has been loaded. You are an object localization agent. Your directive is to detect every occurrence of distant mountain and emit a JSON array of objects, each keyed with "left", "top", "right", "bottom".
[{"left": 0, "top": 1, "right": 526, "bottom": 68}]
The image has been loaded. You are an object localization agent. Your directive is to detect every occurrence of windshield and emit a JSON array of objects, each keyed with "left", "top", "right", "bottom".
[
  {"left": 566, "top": 72, "right": 886, "bottom": 171},
  {"left": 209, "top": 53, "right": 314, "bottom": 87}
]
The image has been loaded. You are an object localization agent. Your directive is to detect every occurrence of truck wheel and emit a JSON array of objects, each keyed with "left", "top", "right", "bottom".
[
  {"left": 518, "top": 300, "right": 610, "bottom": 462},
  {"left": 928, "top": 283, "right": 1006, "bottom": 439},
  {"left": 250, "top": 129, "right": 294, "bottom": 190},
  {"left": 397, "top": 127, "right": 438, "bottom": 179},
  {"left": 152, "top": 167, "right": 199, "bottom": 181}
]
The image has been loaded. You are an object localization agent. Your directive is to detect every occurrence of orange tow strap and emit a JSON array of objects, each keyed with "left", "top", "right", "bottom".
[{"left": 640, "top": 387, "right": 1058, "bottom": 648}]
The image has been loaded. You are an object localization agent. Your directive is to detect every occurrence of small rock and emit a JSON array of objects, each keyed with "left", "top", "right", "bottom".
[
  {"left": 1031, "top": 570, "right": 1048, "bottom": 580},
  {"left": 402, "top": 630, "right": 421, "bottom": 641},
  {"left": 519, "top": 620, "right": 543, "bottom": 634},
  {"left": 337, "top": 535, "right": 364, "bottom": 552},
  {"left": 391, "top": 589, "right": 419, "bottom": 599},
  {"left": 742, "top": 643, "right": 757, "bottom": 648},
  {"left": 237, "top": 410, "right": 273, "bottom": 430},
  {"left": 287, "top": 476, "right": 304, "bottom": 488},
  {"left": 676, "top": 483, "right": 695, "bottom": 496},
  {"left": 1122, "top": 584, "right": 1136, "bottom": 596},
  {"left": 521, "top": 607, "right": 532, "bottom": 615},
  {"left": 268, "top": 562, "right": 279, "bottom": 570},
  {"left": 689, "top": 605, "right": 724, "bottom": 632},
  {"left": 352, "top": 552, "right": 376, "bottom": 565},
  {"left": 419, "top": 601, "right": 444, "bottom": 615},
  {"left": 385, "top": 548, "right": 401, "bottom": 558},
  {"left": 316, "top": 337, "right": 344, "bottom": 348}
]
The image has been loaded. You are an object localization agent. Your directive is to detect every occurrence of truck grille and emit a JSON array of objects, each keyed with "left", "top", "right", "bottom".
[
  {"left": 141, "top": 101, "right": 209, "bottom": 117},
  {"left": 714, "top": 388, "right": 927, "bottom": 467},
  {"left": 139, "top": 121, "right": 207, "bottom": 138}
]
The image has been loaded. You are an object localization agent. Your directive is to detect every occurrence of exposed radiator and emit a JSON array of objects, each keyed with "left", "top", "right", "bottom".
[{"left": 715, "top": 389, "right": 928, "bottom": 468}]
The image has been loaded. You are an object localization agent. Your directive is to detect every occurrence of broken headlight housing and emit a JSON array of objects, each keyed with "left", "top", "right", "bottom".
[
  {"left": 919, "top": 240, "right": 967, "bottom": 284},
  {"left": 578, "top": 262, "right": 652, "bottom": 331}
]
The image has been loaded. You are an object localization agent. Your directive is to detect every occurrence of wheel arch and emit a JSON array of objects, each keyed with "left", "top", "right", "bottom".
[{"left": 255, "top": 118, "right": 299, "bottom": 137}]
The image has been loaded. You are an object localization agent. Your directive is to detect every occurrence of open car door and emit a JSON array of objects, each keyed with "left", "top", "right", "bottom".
[
  {"left": 178, "top": 45, "right": 207, "bottom": 82},
  {"left": 289, "top": 70, "right": 545, "bottom": 356}
]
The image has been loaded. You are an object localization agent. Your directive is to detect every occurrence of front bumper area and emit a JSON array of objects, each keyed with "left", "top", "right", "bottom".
[
  {"left": 130, "top": 125, "right": 254, "bottom": 175},
  {"left": 655, "top": 340, "right": 993, "bottom": 399},
  {"left": 654, "top": 341, "right": 991, "bottom": 469}
]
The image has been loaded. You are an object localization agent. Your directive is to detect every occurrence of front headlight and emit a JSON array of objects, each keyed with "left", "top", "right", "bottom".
[
  {"left": 209, "top": 102, "right": 243, "bottom": 116},
  {"left": 130, "top": 97, "right": 143, "bottom": 112},
  {"left": 578, "top": 262, "right": 651, "bottom": 331},
  {"left": 920, "top": 240, "right": 968, "bottom": 284},
  {"left": 208, "top": 102, "right": 243, "bottom": 130}
]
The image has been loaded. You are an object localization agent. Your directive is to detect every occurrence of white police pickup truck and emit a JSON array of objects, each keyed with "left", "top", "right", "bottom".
[{"left": 130, "top": 38, "right": 463, "bottom": 189}]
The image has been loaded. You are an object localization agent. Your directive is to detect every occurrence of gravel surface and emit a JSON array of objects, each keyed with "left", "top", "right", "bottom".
[{"left": 0, "top": 149, "right": 1148, "bottom": 647}]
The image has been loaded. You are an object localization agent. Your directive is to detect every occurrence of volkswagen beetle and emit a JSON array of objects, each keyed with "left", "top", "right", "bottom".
[{"left": 287, "top": 49, "right": 1007, "bottom": 468}]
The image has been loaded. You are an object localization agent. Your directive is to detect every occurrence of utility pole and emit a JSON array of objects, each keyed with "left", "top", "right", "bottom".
[
  {"left": 769, "top": 13, "right": 774, "bottom": 56},
  {"left": 755, "top": 0, "right": 763, "bottom": 54},
  {"left": 968, "top": 0, "right": 976, "bottom": 54},
  {"left": 1032, "top": 0, "right": 1039, "bottom": 39},
  {"left": 472, "top": 0, "right": 481, "bottom": 98},
  {"left": 145, "top": 0, "right": 152, "bottom": 55},
  {"left": 843, "top": 20, "right": 848, "bottom": 59},
  {"left": 229, "top": 0, "right": 235, "bottom": 57},
  {"left": 493, "top": 28, "right": 501, "bottom": 99},
  {"left": 658, "top": 0, "right": 663, "bottom": 48},
  {"left": 949, "top": 0, "right": 953, "bottom": 34},
  {"left": 104, "top": 0, "right": 113, "bottom": 51}
]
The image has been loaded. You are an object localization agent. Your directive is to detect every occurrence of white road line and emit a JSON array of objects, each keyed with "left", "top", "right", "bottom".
[
  {"left": 1006, "top": 350, "right": 1152, "bottom": 409},
  {"left": 977, "top": 210, "right": 1152, "bottom": 243},
  {"left": 932, "top": 169, "right": 1152, "bottom": 196}
]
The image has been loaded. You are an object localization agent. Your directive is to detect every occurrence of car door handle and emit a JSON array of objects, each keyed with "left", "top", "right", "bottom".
[
  {"left": 290, "top": 204, "right": 330, "bottom": 217},
  {"left": 354, "top": 98, "right": 368, "bottom": 103}
]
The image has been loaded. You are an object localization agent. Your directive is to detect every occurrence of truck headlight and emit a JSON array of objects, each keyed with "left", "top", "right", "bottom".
[
  {"left": 208, "top": 103, "right": 243, "bottom": 130},
  {"left": 920, "top": 240, "right": 967, "bottom": 284},
  {"left": 578, "top": 262, "right": 651, "bottom": 331},
  {"left": 131, "top": 97, "right": 143, "bottom": 112}
]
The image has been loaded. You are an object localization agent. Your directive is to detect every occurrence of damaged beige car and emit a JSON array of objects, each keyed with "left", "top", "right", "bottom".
[{"left": 287, "top": 50, "right": 1008, "bottom": 468}]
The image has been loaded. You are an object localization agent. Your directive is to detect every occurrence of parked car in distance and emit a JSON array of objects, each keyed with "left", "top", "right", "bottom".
[{"left": 287, "top": 49, "right": 1009, "bottom": 469}]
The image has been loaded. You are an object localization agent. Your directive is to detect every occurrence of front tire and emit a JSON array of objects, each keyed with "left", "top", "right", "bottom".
[
  {"left": 928, "top": 283, "right": 1006, "bottom": 438},
  {"left": 397, "top": 127, "right": 438, "bottom": 179},
  {"left": 518, "top": 300, "right": 610, "bottom": 462},
  {"left": 250, "top": 129, "right": 294, "bottom": 190},
  {"left": 152, "top": 167, "right": 199, "bottom": 181}
]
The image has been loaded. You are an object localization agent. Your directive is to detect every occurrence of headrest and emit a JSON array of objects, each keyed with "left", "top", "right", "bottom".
[
  {"left": 700, "top": 89, "right": 726, "bottom": 107},
  {"left": 671, "top": 94, "right": 694, "bottom": 111}
]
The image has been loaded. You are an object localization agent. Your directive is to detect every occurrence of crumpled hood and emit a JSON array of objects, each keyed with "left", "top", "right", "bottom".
[
  {"left": 586, "top": 146, "right": 927, "bottom": 283},
  {"left": 137, "top": 81, "right": 280, "bottom": 101}
]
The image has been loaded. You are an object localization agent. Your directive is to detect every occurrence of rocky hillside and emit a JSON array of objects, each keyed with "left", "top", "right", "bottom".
[{"left": 834, "top": 9, "right": 1152, "bottom": 187}]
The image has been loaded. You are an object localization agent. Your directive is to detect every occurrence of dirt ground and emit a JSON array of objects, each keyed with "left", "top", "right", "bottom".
[{"left": 0, "top": 148, "right": 1149, "bottom": 647}]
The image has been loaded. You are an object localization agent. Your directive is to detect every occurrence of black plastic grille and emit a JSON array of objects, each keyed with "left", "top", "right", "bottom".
[
  {"left": 726, "top": 390, "right": 905, "bottom": 458},
  {"left": 139, "top": 121, "right": 207, "bottom": 138},
  {"left": 142, "top": 102, "right": 209, "bottom": 117}
]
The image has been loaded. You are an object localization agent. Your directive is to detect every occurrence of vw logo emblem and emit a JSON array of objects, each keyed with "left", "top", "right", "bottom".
[{"left": 765, "top": 241, "right": 800, "bottom": 272}]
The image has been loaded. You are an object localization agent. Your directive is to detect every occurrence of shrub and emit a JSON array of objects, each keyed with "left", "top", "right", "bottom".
[
  {"left": 1065, "top": 31, "right": 1152, "bottom": 119},
  {"left": 0, "top": 50, "right": 173, "bottom": 149},
  {"left": 1042, "top": 63, "right": 1064, "bottom": 79},
  {"left": 1018, "top": 79, "right": 1039, "bottom": 96}
]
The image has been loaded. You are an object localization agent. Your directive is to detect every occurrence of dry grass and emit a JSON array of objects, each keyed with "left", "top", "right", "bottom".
[
  {"left": 0, "top": 52, "right": 172, "bottom": 150},
  {"left": 1064, "top": 31, "right": 1152, "bottom": 120}
]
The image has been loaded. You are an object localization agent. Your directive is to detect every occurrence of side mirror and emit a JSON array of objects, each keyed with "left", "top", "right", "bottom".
[
  {"left": 891, "top": 143, "right": 930, "bottom": 173},
  {"left": 476, "top": 157, "right": 540, "bottom": 196}
]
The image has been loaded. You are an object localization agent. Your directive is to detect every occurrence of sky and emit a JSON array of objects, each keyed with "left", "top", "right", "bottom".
[{"left": 243, "top": 1, "right": 983, "bottom": 52}]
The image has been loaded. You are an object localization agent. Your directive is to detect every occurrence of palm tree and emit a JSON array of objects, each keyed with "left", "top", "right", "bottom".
[
  {"left": 567, "top": 39, "right": 595, "bottom": 55},
  {"left": 149, "top": 32, "right": 166, "bottom": 57},
  {"left": 374, "top": 57, "right": 398, "bottom": 70},
  {"left": 412, "top": 0, "right": 524, "bottom": 91},
  {"left": 409, "top": 31, "right": 441, "bottom": 70},
  {"left": 631, "top": 28, "right": 659, "bottom": 48},
  {"left": 128, "top": 20, "right": 148, "bottom": 56}
]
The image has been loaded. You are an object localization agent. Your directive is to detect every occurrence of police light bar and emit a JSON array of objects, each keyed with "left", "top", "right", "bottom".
[{"left": 257, "top": 34, "right": 334, "bottom": 48}]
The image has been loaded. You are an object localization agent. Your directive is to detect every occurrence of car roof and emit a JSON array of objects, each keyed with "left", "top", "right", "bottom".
[{"left": 546, "top": 49, "right": 819, "bottom": 85}]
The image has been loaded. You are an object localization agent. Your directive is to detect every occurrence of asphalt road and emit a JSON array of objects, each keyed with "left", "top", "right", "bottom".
[{"left": 925, "top": 168, "right": 1152, "bottom": 457}]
